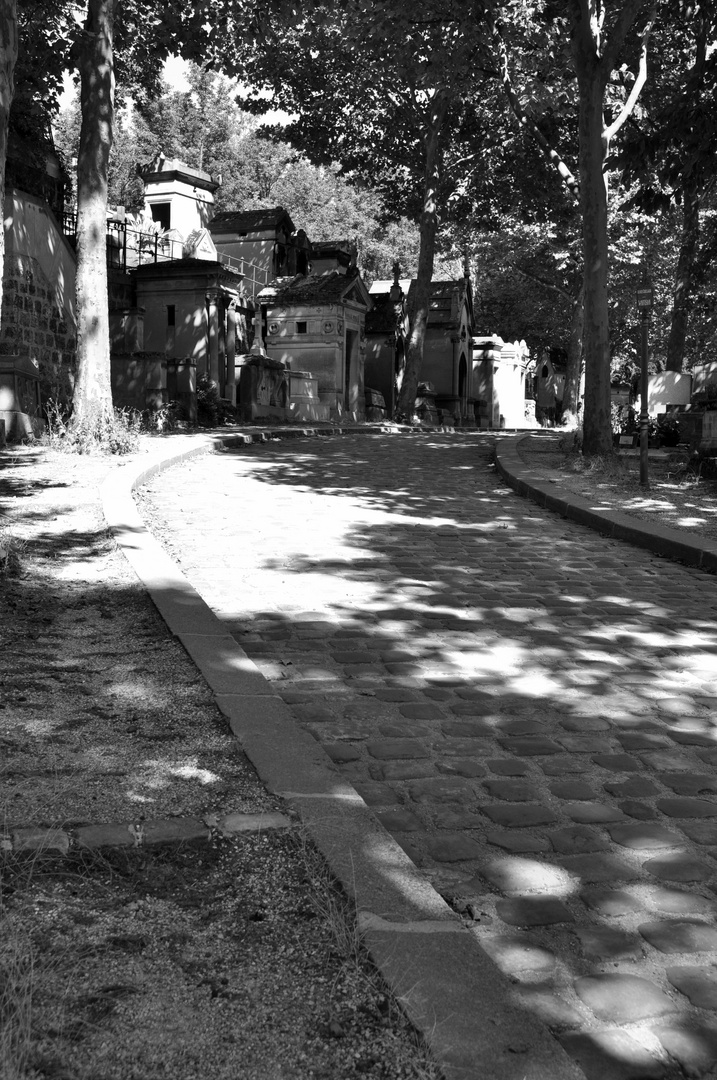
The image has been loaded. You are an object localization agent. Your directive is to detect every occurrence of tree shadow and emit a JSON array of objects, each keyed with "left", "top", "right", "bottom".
[
  {"left": 0, "top": 568, "right": 275, "bottom": 831},
  {"left": 180, "top": 431, "right": 717, "bottom": 1075}
]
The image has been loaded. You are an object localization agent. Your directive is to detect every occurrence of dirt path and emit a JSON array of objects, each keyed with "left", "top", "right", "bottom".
[{"left": 0, "top": 440, "right": 440, "bottom": 1080}]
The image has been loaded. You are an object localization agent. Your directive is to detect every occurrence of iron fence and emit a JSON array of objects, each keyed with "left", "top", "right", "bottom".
[{"left": 61, "top": 214, "right": 270, "bottom": 299}]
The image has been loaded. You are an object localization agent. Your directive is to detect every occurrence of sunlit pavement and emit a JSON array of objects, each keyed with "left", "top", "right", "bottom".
[{"left": 144, "top": 431, "right": 717, "bottom": 1079}]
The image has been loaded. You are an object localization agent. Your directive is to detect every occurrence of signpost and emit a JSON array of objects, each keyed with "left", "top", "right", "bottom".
[{"left": 637, "top": 279, "right": 654, "bottom": 488}]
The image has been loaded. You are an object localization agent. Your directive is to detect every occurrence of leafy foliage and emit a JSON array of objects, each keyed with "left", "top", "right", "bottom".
[
  {"left": 56, "top": 59, "right": 420, "bottom": 282},
  {"left": 196, "top": 374, "right": 236, "bottom": 427}
]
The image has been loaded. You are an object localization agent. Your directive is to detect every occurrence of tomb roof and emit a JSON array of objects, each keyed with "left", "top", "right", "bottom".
[
  {"left": 369, "top": 278, "right": 412, "bottom": 295},
  {"left": 369, "top": 277, "right": 471, "bottom": 327},
  {"left": 208, "top": 208, "right": 296, "bottom": 235},
  {"left": 138, "top": 154, "right": 217, "bottom": 191},
  {"left": 311, "top": 239, "right": 354, "bottom": 254},
  {"left": 131, "top": 258, "right": 243, "bottom": 285},
  {"left": 258, "top": 269, "right": 370, "bottom": 307}
]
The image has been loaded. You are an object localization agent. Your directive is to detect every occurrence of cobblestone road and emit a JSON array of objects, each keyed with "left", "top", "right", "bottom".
[{"left": 143, "top": 431, "right": 717, "bottom": 1080}]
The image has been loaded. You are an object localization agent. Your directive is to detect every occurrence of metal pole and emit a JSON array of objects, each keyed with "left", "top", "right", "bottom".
[{"left": 640, "top": 309, "right": 649, "bottom": 488}]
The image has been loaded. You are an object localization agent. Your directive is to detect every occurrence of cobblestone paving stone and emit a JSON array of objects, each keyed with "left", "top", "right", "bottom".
[{"left": 142, "top": 431, "right": 717, "bottom": 1080}]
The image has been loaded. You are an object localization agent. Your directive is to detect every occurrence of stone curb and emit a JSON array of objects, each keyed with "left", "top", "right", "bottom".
[
  {"left": 100, "top": 430, "right": 583, "bottom": 1080},
  {"left": 495, "top": 434, "right": 717, "bottom": 573},
  {"left": 1, "top": 812, "right": 294, "bottom": 857}
]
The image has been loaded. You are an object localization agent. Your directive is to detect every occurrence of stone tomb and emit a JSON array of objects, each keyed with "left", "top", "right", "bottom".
[
  {"left": 472, "top": 336, "right": 531, "bottom": 429},
  {"left": 238, "top": 356, "right": 329, "bottom": 423},
  {"left": 257, "top": 271, "right": 371, "bottom": 420},
  {"left": 131, "top": 260, "right": 249, "bottom": 405},
  {"left": 209, "top": 208, "right": 312, "bottom": 300},
  {"left": 366, "top": 273, "right": 474, "bottom": 423},
  {"left": 0, "top": 355, "right": 42, "bottom": 439}
]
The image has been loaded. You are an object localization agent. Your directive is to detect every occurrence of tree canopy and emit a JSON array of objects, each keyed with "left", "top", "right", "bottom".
[{"left": 8, "top": 0, "right": 717, "bottom": 445}]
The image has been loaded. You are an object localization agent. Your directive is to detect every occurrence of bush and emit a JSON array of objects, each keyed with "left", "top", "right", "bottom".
[
  {"left": 196, "top": 375, "right": 236, "bottom": 428},
  {"left": 655, "top": 414, "right": 681, "bottom": 447},
  {"left": 42, "top": 400, "right": 142, "bottom": 455},
  {"left": 142, "top": 401, "right": 184, "bottom": 434},
  {"left": 611, "top": 402, "right": 637, "bottom": 435}
]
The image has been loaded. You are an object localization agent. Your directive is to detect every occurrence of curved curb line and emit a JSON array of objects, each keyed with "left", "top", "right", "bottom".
[
  {"left": 496, "top": 434, "right": 717, "bottom": 573},
  {"left": 2, "top": 812, "right": 294, "bottom": 857},
  {"left": 102, "top": 432, "right": 583, "bottom": 1080}
]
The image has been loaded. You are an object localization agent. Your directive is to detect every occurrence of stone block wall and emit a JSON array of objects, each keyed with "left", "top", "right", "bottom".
[
  {"left": 108, "top": 269, "right": 134, "bottom": 310},
  {"left": 1, "top": 253, "right": 76, "bottom": 406}
]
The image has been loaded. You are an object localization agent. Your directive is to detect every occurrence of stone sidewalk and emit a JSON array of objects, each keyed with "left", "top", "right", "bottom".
[{"left": 139, "top": 430, "right": 717, "bottom": 1080}]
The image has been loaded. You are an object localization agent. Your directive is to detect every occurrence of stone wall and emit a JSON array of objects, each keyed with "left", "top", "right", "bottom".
[
  {"left": 3, "top": 188, "right": 78, "bottom": 407},
  {"left": 1, "top": 253, "right": 76, "bottom": 406},
  {"left": 108, "top": 269, "right": 134, "bottom": 311}
]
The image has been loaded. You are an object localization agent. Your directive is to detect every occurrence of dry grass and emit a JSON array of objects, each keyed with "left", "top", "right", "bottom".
[
  {"left": 0, "top": 834, "right": 442, "bottom": 1080},
  {"left": 0, "top": 928, "right": 35, "bottom": 1080}
]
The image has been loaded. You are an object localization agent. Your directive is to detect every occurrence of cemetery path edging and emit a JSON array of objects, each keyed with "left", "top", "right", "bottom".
[
  {"left": 101, "top": 430, "right": 585, "bottom": 1080},
  {"left": 496, "top": 433, "right": 717, "bottom": 573}
]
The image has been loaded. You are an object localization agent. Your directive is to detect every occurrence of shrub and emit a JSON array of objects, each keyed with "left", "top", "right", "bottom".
[
  {"left": 655, "top": 414, "right": 681, "bottom": 447},
  {"left": 142, "top": 401, "right": 184, "bottom": 434},
  {"left": 196, "top": 375, "right": 236, "bottom": 428},
  {"left": 611, "top": 402, "right": 637, "bottom": 435},
  {"left": 42, "top": 400, "right": 142, "bottom": 455}
]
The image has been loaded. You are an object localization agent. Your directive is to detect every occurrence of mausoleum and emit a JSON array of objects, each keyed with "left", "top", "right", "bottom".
[
  {"left": 366, "top": 270, "right": 474, "bottom": 423},
  {"left": 257, "top": 270, "right": 371, "bottom": 420},
  {"left": 209, "top": 209, "right": 312, "bottom": 299},
  {"left": 138, "top": 155, "right": 218, "bottom": 237}
]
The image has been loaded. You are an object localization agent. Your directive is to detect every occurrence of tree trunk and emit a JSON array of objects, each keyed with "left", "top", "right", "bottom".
[
  {"left": 71, "top": 0, "right": 116, "bottom": 429},
  {"left": 666, "top": 183, "right": 699, "bottom": 373},
  {"left": 395, "top": 93, "right": 448, "bottom": 422},
  {"left": 0, "top": 0, "right": 18, "bottom": 331},
  {"left": 569, "top": 0, "right": 614, "bottom": 458},
  {"left": 568, "top": 0, "right": 650, "bottom": 455},
  {"left": 562, "top": 282, "right": 584, "bottom": 423},
  {"left": 575, "top": 70, "right": 612, "bottom": 456}
]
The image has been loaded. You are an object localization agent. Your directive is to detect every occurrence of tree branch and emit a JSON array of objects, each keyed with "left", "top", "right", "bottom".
[
  {"left": 603, "top": 2, "right": 655, "bottom": 143},
  {"left": 445, "top": 150, "right": 482, "bottom": 169},
  {"left": 490, "top": 19, "right": 580, "bottom": 202},
  {"left": 509, "top": 262, "right": 575, "bottom": 301},
  {"left": 600, "top": 0, "right": 651, "bottom": 79}
]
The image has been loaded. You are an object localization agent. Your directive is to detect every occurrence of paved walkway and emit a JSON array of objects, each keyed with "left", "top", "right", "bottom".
[{"left": 141, "top": 430, "right": 717, "bottom": 1080}]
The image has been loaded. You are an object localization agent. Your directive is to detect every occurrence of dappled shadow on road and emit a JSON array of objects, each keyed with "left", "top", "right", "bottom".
[
  {"left": 193, "top": 432, "right": 717, "bottom": 1076},
  {"left": 222, "top": 433, "right": 717, "bottom": 738}
]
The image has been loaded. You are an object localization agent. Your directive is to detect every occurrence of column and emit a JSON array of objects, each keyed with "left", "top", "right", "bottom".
[
  {"left": 226, "top": 301, "right": 237, "bottom": 405},
  {"left": 206, "top": 291, "right": 220, "bottom": 385}
]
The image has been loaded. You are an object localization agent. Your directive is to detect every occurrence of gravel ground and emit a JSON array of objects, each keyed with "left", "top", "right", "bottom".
[
  {"left": 0, "top": 439, "right": 440, "bottom": 1080},
  {"left": 517, "top": 433, "right": 717, "bottom": 544}
]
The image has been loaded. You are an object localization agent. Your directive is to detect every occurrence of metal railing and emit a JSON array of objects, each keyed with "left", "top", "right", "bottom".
[
  {"left": 61, "top": 213, "right": 270, "bottom": 299},
  {"left": 62, "top": 214, "right": 184, "bottom": 270},
  {"left": 219, "top": 254, "right": 269, "bottom": 300}
]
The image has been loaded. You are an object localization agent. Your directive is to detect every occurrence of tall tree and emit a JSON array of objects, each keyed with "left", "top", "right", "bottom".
[
  {"left": 488, "top": 13, "right": 585, "bottom": 420},
  {"left": 492, "top": 1, "right": 655, "bottom": 446},
  {"left": 235, "top": 0, "right": 494, "bottom": 421},
  {"left": 71, "top": 0, "right": 116, "bottom": 430},
  {"left": 567, "top": 0, "right": 655, "bottom": 454},
  {"left": 618, "top": 0, "right": 717, "bottom": 373},
  {"left": 0, "top": 0, "right": 18, "bottom": 333},
  {"left": 67, "top": 0, "right": 241, "bottom": 430}
]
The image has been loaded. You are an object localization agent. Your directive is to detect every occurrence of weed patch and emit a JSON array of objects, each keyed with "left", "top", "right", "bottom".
[{"left": 42, "top": 401, "right": 142, "bottom": 456}]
